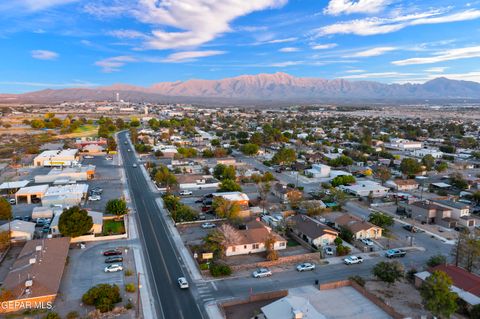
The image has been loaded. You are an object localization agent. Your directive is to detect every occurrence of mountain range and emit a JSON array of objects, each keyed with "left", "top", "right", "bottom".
[{"left": 2, "top": 72, "right": 480, "bottom": 105}]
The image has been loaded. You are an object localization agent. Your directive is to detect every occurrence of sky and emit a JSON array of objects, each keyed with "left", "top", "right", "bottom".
[{"left": 1, "top": 0, "right": 480, "bottom": 93}]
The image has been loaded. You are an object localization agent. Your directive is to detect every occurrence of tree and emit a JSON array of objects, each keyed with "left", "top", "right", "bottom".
[
  {"left": 204, "top": 229, "right": 226, "bottom": 258},
  {"left": 218, "top": 179, "right": 242, "bottom": 192},
  {"left": 427, "top": 254, "right": 447, "bottom": 267},
  {"left": 0, "top": 231, "right": 9, "bottom": 252},
  {"left": 272, "top": 147, "right": 296, "bottom": 165},
  {"left": 328, "top": 155, "right": 353, "bottom": 167},
  {"left": 240, "top": 143, "right": 259, "bottom": 156},
  {"left": 368, "top": 211, "right": 394, "bottom": 229},
  {"left": 264, "top": 233, "right": 278, "bottom": 261},
  {"left": 105, "top": 199, "right": 128, "bottom": 216},
  {"left": 435, "top": 162, "right": 448, "bottom": 173},
  {"left": 470, "top": 304, "right": 480, "bottom": 319},
  {"left": 286, "top": 190, "right": 303, "bottom": 210},
  {"left": 400, "top": 158, "right": 422, "bottom": 176},
  {"left": 154, "top": 165, "right": 178, "bottom": 191},
  {"left": 82, "top": 284, "right": 122, "bottom": 313},
  {"left": 451, "top": 228, "right": 480, "bottom": 272},
  {"left": 212, "top": 197, "right": 240, "bottom": 220},
  {"left": 331, "top": 175, "right": 356, "bottom": 187},
  {"left": 58, "top": 206, "right": 93, "bottom": 238},
  {"left": 420, "top": 270, "right": 458, "bottom": 318},
  {"left": 258, "top": 182, "right": 271, "bottom": 213},
  {"left": 422, "top": 154, "right": 435, "bottom": 171},
  {"left": 213, "top": 164, "right": 236, "bottom": 181},
  {"left": 0, "top": 198, "right": 12, "bottom": 220},
  {"left": 106, "top": 137, "right": 117, "bottom": 153},
  {"left": 375, "top": 166, "right": 391, "bottom": 185},
  {"left": 450, "top": 172, "right": 468, "bottom": 190},
  {"left": 372, "top": 261, "right": 404, "bottom": 284}
]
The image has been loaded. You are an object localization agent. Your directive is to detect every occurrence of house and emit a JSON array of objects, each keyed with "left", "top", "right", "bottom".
[
  {"left": 33, "top": 149, "right": 79, "bottom": 167},
  {"left": 0, "top": 220, "right": 36, "bottom": 241},
  {"left": 431, "top": 199, "right": 476, "bottom": 227},
  {"left": 272, "top": 183, "right": 303, "bottom": 204},
  {"left": 41, "top": 184, "right": 89, "bottom": 207},
  {"left": 50, "top": 210, "right": 103, "bottom": 236},
  {"left": 212, "top": 192, "right": 249, "bottom": 207},
  {"left": 410, "top": 201, "right": 455, "bottom": 228},
  {"left": 334, "top": 214, "right": 382, "bottom": 239},
  {"left": 412, "top": 148, "right": 443, "bottom": 159},
  {"left": 415, "top": 265, "right": 480, "bottom": 308},
  {"left": 386, "top": 179, "right": 419, "bottom": 191},
  {"left": 223, "top": 220, "right": 287, "bottom": 257},
  {"left": 289, "top": 215, "right": 338, "bottom": 248},
  {"left": 305, "top": 164, "right": 331, "bottom": 178},
  {"left": 386, "top": 138, "right": 422, "bottom": 150},
  {"left": 339, "top": 181, "right": 389, "bottom": 198},
  {"left": 176, "top": 174, "right": 219, "bottom": 190},
  {"left": 0, "top": 238, "right": 70, "bottom": 313},
  {"left": 261, "top": 294, "right": 325, "bottom": 319}
]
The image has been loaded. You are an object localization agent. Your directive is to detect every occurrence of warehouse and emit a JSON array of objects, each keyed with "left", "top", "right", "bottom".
[
  {"left": 34, "top": 165, "right": 95, "bottom": 184},
  {"left": 33, "top": 149, "right": 79, "bottom": 167},
  {"left": 15, "top": 184, "right": 49, "bottom": 204}
]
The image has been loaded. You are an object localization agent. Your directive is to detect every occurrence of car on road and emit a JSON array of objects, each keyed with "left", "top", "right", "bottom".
[
  {"left": 296, "top": 263, "right": 316, "bottom": 272},
  {"left": 105, "top": 156, "right": 113, "bottom": 160},
  {"left": 403, "top": 225, "right": 418, "bottom": 233},
  {"left": 252, "top": 268, "right": 272, "bottom": 278},
  {"left": 201, "top": 222, "right": 216, "bottom": 229},
  {"left": 103, "top": 249, "right": 122, "bottom": 256},
  {"left": 132, "top": 164, "right": 138, "bottom": 168},
  {"left": 195, "top": 198, "right": 203, "bottom": 203},
  {"left": 88, "top": 195, "right": 101, "bottom": 201},
  {"left": 127, "top": 149, "right": 131, "bottom": 152},
  {"left": 324, "top": 247, "right": 334, "bottom": 255},
  {"left": 385, "top": 249, "right": 406, "bottom": 258},
  {"left": 177, "top": 277, "right": 189, "bottom": 289},
  {"left": 8, "top": 198, "right": 16, "bottom": 205},
  {"left": 91, "top": 187, "right": 103, "bottom": 193},
  {"left": 361, "top": 238, "right": 374, "bottom": 246},
  {"left": 105, "top": 256, "right": 124, "bottom": 263},
  {"left": 124, "top": 141, "right": 128, "bottom": 145},
  {"left": 104, "top": 264, "right": 123, "bottom": 273},
  {"left": 179, "top": 190, "right": 193, "bottom": 196},
  {"left": 343, "top": 256, "right": 364, "bottom": 265},
  {"left": 84, "top": 155, "right": 94, "bottom": 159}
]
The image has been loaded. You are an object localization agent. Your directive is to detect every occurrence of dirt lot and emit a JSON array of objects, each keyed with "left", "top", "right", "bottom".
[{"left": 365, "top": 279, "right": 430, "bottom": 318}]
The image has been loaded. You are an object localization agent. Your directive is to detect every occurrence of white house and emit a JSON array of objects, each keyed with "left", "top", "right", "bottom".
[
  {"left": 305, "top": 164, "right": 331, "bottom": 178},
  {"left": 0, "top": 220, "right": 36, "bottom": 241},
  {"left": 339, "top": 181, "right": 389, "bottom": 198},
  {"left": 412, "top": 148, "right": 443, "bottom": 159},
  {"left": 386, "top": 138, "right": 422, "bottom": 151}
]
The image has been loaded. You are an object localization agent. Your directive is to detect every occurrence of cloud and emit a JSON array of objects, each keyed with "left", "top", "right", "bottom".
[
  {"left": 279, "top": 47, "right": 299, "bottom": 52},
  {"left": 252, "top": 37, "right": 298, "bottom": 45},
  {"left": 345, "top": 69, "right": 366, "bottom": 73},
  {"left": 346, "top": 46, "right": 396, "bottom": 57},
  {"left": 0, "top": 80, "right": 96, "bottom": 88},
  {"left": 162, "top": 50, "right": 226, "bottom": 63},
  {"left": 317, "top": 9, "right": 480, "bottom": 36},
  {"left": 311, "top": 43, "right": 337, "bottom": 50},
  {"left": 392, "top": 46, "right": 480, "bottom": 65},
  {"left": 87, "top": 0, "right": 287, "bottom": 50},
  {"left": 324, "top": 0, "right": 392, "bottom": 16},
  {"left": 107, "top": 30, "right": 148, "bottom": 39},
  {"left": 425, "top": 67, "right": 448, "bottom": 73},
  {"left": 17, "top": 0, "right": 77, "bottom": 11},
  {"left": 340, "top": 71, "right": 416, "bottom": 79},
  {"left": 95, "top": 55, "right": 137, "bottom": 72},
  {"left": 31, "top": 50, "right": 59, "bottom": 60},
  {"left": 269, "top": 61, "right": 303, "bottom": 67}
]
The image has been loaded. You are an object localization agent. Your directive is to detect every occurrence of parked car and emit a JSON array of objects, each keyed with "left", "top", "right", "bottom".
[
  {"left": 105, "top": 256, "right": 124, "bottom": 263},
  {"left": 103, "top": 249, "right": 122, "bottom": 256},
  {"left": 42, "top": 225, "right": 50, "bottom": 233},
  {"left": 403, "top": 225, "right": 417, "bottom": 233},
  {"left": 91, "top": 187, "right": 103, "bottom": 193},
  {"left": 8, "top": 198, "right": 16, "bottom": 205},
  {"left": 201, "top": 222, "right": 216, "bottom": 229},
  {"left": 132, "top": 164, "right": 138, "bottom": 168},
  {"left": 324, "top": 247, "right": 334, "bottom": 255},
  {"left": 88, "top": 195, "right": 101, "bottom": 201},
  {"left": 105, "top": 156, "right": 113, "bottom": 160},
  {"left": 179, "top": 190, "right": 193, "bottom": 196},
  {"left": 361, "top": 238, "right": 374, "bottom": 246},
  {"left": 194, "top": 198, "right": 203, "bottom": 203},
  {"left": 177, "top": 277, "right": 189, "bottom": 289},
  {"left": 385, "top": 249, "right": 406, "bottom": 258},
  {"left": 252, "top": 268, "right": 272, "bottom": 278},
  {"left": 124, "top": 141, "right": 128, "bottom": 145},
  {"left": 104, "top": 264, "right": 123, "bottom": 273},
  {"left": 84, "top": 155, "right": 94, "bottom": 159},
  {"left": 343, "top": 256, "right": 364, "bottom": 265},
  {"left": 296, "top": 263, "right": 316, "bottom": 272},
  {"left": 31, "top": 197, "right": 41, "bottom": 204}
]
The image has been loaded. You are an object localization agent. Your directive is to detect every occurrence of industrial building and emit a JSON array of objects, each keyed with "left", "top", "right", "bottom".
[
  {"left": 34, "top": 165, "right": 95, "bottom": 184},
  {"left": 33, "top": 149, "right": 79, "bottom": 167}
]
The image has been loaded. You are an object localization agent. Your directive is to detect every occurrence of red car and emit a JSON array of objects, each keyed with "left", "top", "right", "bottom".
[{"left": 103, "top": 249, "right": 122, "bottom": 256}]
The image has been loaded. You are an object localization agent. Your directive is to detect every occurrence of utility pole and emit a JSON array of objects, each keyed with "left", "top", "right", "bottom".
[{"left": 136, "top": 272, "right": 141, "bottom": 318}]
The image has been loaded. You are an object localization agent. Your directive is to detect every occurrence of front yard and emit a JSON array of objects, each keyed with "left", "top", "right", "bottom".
[{"left": 102, "top": 219, "right": 126, "bottom": 235}]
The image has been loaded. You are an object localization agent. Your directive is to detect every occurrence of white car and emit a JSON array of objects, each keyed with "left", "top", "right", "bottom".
[
  {"left": 84, "top": 155, "right": 94, "bottom": 159},
  {"left": 201, "top": 222, "right": 216, "bottom": 229},
  {"left": 343, "top": 256, "right": 364, "bottom": 265},
  {"left": 88, "top": 195, "right": 101, "bottom": 201},
  {"left": 361, "top": 238, "right": 374, "bottom": 246},
  {"left": 104, "top": 264, "right": 123, "bottom": 273},
  {"left": 252, "top": 268, "right": 272, "bottom": 278},
  {"left": 177, "top": 277, "right": 189, "bottom": 289},
  {"left": 8, "top": 198, "right": 16, "bottom": 205},
  {"left": 179, "top": 190, "right": 193, "bottom": 196},
  {"left": 132, "top": 164, "right": 138, "bottom": 168},
  {"left": 324, "top": 247, "right": 334, "bottom": 255},
  {"left": 296, "top": 263, "right": 316, "bottom": 272}
]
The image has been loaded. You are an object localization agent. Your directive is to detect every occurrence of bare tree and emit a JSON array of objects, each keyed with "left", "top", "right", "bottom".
[{"left": 218, "top": 224, "right": 241, "bottom": 248}]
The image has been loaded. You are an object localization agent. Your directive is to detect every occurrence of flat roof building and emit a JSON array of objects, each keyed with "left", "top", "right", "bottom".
[{"left": 33, "top": 149, "right": 79, "bottom": 167}]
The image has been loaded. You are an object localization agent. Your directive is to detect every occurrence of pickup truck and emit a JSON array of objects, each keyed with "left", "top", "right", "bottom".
[
  {"left": 343, "top": 256, "right": 364, "bottom": 265},
  {"left": 385, "top": 249, "right": 406, "bottom": 258}
]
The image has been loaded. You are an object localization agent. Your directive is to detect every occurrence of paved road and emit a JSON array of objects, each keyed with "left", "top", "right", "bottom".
[{"left": 118, "top": 131, "right": 205, "bottom": 319}]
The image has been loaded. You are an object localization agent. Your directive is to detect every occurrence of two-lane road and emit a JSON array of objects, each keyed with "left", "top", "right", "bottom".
[{"left": 118, "top": 131, "right": 205, "bottom": 319}]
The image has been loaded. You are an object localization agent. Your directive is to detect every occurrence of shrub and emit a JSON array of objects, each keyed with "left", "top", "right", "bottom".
[
  {"left": 124, "top": 269, "right": 133, "bottom": 276},
  {"left": 349, "top": 275, "right": 365, "bottom": 287},
  {"left": 333, "top": 237, "right": 343, "bottom": 246},
  {"left": 43, "top": 313, "right": 61, "bottom": 319},
  {"left": 82, "top": 284, "right": 122, "bottom": 313},
  {"left": 125, "top": 300, "right": 134, "bottom": 310},
  {"left": 199, "top": 263, "right": 209, "bottom": 270},
  {"left": 406, "top": 268, "right": 417, "bottom": 283},
  {"left": 66, "top": 311, "right": 79, "bottom": 319},
  {"left": 336, "top": 244, "right": 351, "bottom": 256},
  {"left": 210, "top": 263, "right": 232, "bottom": 277},
  {"left": 125, "top": 283, "right": 136, "bottom": 293},
  {"left": 426, "top": 254, "right": 446, "bottom": 267},
  {"left": 372, "top": 261, "right": 404, "bottom": 284}
]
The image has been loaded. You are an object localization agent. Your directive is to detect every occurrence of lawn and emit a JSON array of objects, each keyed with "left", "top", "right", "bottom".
[
  {"left": 287, "top": 239, "right": 300, "bottom": 247},
  {"left": 57, "top": 124, "right": 98, "bottom": 139},
  {"left": 102, "top": 219, "right": 126, "bottom": 235}
]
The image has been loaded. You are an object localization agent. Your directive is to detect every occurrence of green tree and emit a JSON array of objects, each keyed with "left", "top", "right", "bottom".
[
  {"left": 420, "top": 270, "right": 458, "bottom": 318},
  {"left": 435, "top": 162, "right": 448, "bottom": 173},
  {"left": 240, "top": 143, "right": 259, "bottom": 155},
  {"left": 82, "top": 284, "right": 122, "bottom": 313},
  {"left": 105, "top": 199, "right": 128, "bottom": 216},
  {"left": 372, "top": 261, "right": 404, "bottom": 284},
  {"left": 470, "top": 304, "right": 480, "bottom": 319},
  {"left": 450, "top": 172, "right": 468, "bottom": 190},
  {"left": 218, "top": 179, "right": 242, "bottom": 192},
  {"left": 368, "top": 211, "right": 394, "bottom": 229},
  {"left": 106, "top": 137, "right": 117, "bottom": 153},
  {"left": 422, "top": 154, "right": 435, "bottom": 171},
  {"left": 331, "top": 175, "right": 356, "bottom": 187},
  {"left": 272, "top": 147, "right": 296, "bottom": 165},
  {"left": 427, "top": 254, "right": 447, "bottom": 267},
  {"left": 213, "top": 164, "right": 227, "bottom": 180},
  {"left": 58, "top": 206, "right": 93, "bottom": 237},
  {"left": 0, "top": 198, "right": 12, "bottom": 220},
  {"left": 328, "top": 155, "right": 354, "bottom": 167},
  {"left": 400, "top": 158, "right": 422, "bottom": 176},
  {"left": 212, "top": 197, "right": 241, "bottom": 220},
  {"left": 154, "top": 165, "right": 178, "bottom": 191}
]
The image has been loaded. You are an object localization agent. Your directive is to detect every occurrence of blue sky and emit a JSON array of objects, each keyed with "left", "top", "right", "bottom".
[{"left": 1, "top": 0, "right": 480, "bottom": 93}]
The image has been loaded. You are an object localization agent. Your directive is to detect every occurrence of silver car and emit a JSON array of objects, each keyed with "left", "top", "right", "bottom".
[
  {"left": 296, "top": 263, "right": 316, "bottom": 272},
  {"left": 252, "top": 268, "right": 272, "bottom": 278}
]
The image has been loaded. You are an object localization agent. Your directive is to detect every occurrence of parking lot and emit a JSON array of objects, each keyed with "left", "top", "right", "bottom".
[{"left": 56, "top": 240, "right": 137, "bottom": 316}]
